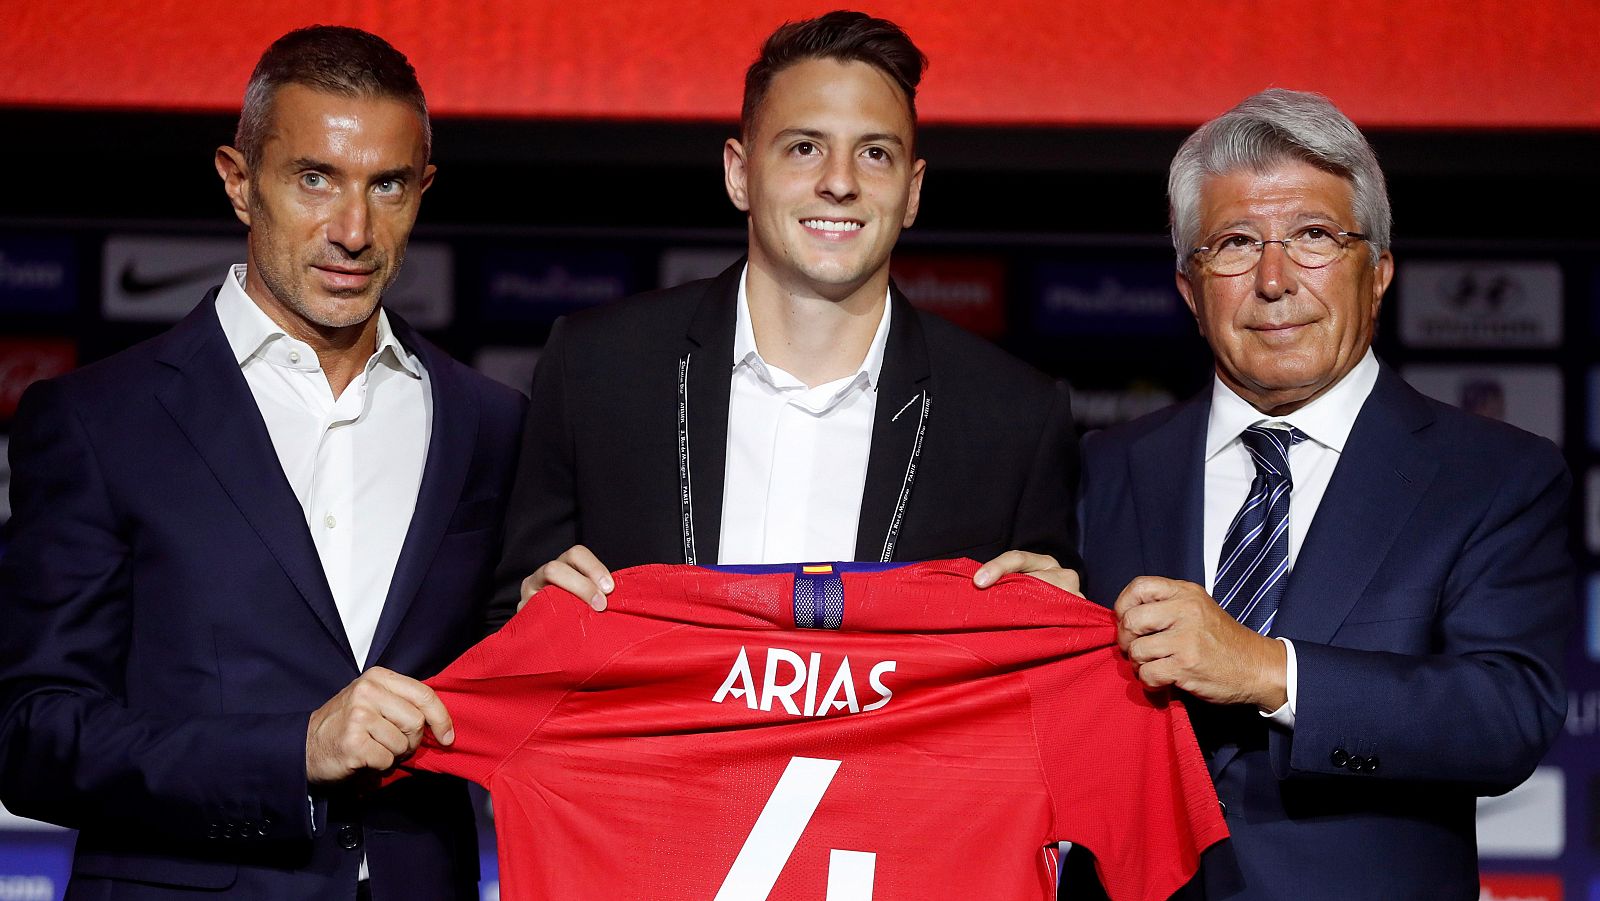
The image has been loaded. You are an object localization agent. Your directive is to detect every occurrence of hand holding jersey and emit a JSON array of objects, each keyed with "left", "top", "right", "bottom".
[
  {"left": 1113, "top": 577, "right": 1289, "bottom": 711},
  {"left": 305, "top": 666, "right": 456, "bottom": 784}
]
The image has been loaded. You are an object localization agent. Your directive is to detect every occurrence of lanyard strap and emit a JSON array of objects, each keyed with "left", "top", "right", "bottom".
[{"left": 677, "top": 354, "right": 697, "bottom": 565}]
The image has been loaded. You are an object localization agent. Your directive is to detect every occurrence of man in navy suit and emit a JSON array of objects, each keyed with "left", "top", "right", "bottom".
[
  {"left": 0, "top": 27, "right": 525, "bottom": 899},
  {"left": 1009, "top": 90, "right": 1572, "bottom": 900}
]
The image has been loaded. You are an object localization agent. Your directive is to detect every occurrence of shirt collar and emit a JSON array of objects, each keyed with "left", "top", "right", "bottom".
[
  {"left": 214, "top": 263, "right": 421, "bottom": 378},
  {"left": 1204, "top": 348, "right": 1380, "bottom": 459},
  {"left": 732, "top": 263, "right": 892, "bottom": 392}
]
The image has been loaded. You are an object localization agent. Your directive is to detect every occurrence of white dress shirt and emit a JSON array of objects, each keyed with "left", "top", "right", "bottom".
[
  {"left": 215, "top": 265, "right": 432, "bottom": 670},
  {"left": 717, "top": 266, "right": 891, "bottom": 565},
  {"left": 1202, "top": 349, "right": 1380, "bottom": 727}
]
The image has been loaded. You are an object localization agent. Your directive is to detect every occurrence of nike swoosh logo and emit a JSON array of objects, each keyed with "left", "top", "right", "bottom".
[{"left": 119, "top": 262, "right": 224, "bottom": 298}]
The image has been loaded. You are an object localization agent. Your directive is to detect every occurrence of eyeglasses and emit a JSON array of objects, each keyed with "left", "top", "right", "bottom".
[{"left": 1189, "top": 226, "right": 1369, "bottom": 277}]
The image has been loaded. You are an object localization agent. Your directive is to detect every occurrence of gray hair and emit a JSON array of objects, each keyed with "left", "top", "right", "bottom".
[
  {"left": 1168, "top": 89, "right": 1389, "bottom": 270},
  {"left": 235, "top": 25, "right": 431, "bottom": 171}
]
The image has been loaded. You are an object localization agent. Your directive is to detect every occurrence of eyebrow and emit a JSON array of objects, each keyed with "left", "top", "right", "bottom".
[
  {"left": 1205, "top": 211, "right": 1350, "bottom": 236},
  {"left": 284, "top": 158, "right": 414, "bottom": 183},
  {"left": 771, "top": 128, "right": 906, "bottom": 148}
]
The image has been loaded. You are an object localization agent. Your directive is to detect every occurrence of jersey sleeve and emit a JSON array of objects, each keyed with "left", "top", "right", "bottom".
[
  {"left": 1029, "top": 608, "right": 1228, "bottom": 901},
  {"left": 405, "top": 585, "right": 625, "bottom": 786}
]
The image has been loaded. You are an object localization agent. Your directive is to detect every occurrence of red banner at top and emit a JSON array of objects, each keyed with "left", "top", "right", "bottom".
[{"left": 3, "top": 0, "right": 1597, "bottom": 128}]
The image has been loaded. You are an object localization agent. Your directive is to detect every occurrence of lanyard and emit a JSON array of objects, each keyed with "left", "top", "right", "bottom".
[{"left": 676, "top": 355, "right": 929, "bottom": 565}]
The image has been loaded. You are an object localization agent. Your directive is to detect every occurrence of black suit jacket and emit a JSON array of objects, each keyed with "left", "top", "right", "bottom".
[
  {"left": 1063, "top": 364, "right": 1571, "bottom": 901},
  {"left": 0, "top": 290, "right": 527, "bottom": 899},
  {"left": 490, "top": 261, "right": 1078, "bottom": 624}
]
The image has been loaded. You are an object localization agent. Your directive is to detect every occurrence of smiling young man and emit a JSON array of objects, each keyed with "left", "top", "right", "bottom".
[
  {"left": 491, "top": 10, "right": 1079, "bottom": 618},
  {"left": 0, "top": 27, "right": 525, "bottom": 899}
]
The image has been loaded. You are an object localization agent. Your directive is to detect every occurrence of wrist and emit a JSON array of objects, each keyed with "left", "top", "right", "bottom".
[{"left": 1253, "top": 635, "right": 1289, "bottom": 712}]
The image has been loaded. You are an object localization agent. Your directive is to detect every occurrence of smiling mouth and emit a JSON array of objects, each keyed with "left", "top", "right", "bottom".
[{"left": 800, "top": 218, "right": 864, "bottom": 233}]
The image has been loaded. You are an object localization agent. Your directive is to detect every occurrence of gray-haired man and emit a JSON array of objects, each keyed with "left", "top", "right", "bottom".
[{"left": 1023, "top": 89, "right": 1572, "bottom": 899}]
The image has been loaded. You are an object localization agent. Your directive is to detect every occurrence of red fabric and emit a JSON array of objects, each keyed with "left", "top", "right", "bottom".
[
  {"left": 408, "top": 559, "right": 1226, "bottom": 901},
  {"left": 5, "top": 2, "right": 1599, "bottom": 126}
]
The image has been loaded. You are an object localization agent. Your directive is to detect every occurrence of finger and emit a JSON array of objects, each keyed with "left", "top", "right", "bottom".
[
  {"left": 1125, "top": 633, "right": 1174, "bottom": 667},
  {"left": 1056, "top": 568, "right": 1081, "bottom": 594},
  {"left": 560, "top": 545, "right": 615, "bottom": 595},
  {"left": 364, "top": 669, "right": 454, "bottom": 746},
  {"left": 1119, "top": 599, "right": 1179, "bottom": 640},
  {"left": 1134, "top": 657, "right": 1180, "bottom": 690},
  {"left": 364, "top": 716, "right": 413, "bottom": 760},
  {"left": 535, "top": 560, "right": 607, "bottom": 612},
  {"left": 973, "top": 550, "right": 1058, "bottom": 588},
  {"left": 1112, "top": 576, "right": 1182, "bottom": 618}
]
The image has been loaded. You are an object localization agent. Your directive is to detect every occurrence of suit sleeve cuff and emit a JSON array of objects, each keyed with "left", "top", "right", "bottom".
[{"left": 1259, "top": 637, "right": 1297, "bottom": 729}]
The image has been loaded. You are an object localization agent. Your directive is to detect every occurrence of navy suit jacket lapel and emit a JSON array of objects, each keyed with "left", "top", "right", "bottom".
[
  {"left": 154, "top": 289, "right": 355, "bottom": 667},
  {"left": 855, "top": 289, "right": 932, "bottom": 562},
  {"left": 681, "top": 262, "right": 741, "bottom": 565},
  {"left": 366, "top": 315, "right": 477, "bottom": 666},
  {"left": 1130, "top": 393, "right": 1209, "bottom": 585},
  {"left": 1276, "top": 365, "right": 1438, "bottom": 643}
]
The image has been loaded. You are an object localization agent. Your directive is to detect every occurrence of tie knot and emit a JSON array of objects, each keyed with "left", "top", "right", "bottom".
[{"left": 1240, "top": 424, "right": 1303, "bottom": 480}]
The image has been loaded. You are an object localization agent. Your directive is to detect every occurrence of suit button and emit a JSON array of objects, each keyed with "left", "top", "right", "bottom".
[
  {"left": 207, "top": 824, "right": 221, "bottom": 840},
  {"left": 337, "top": 824, "right": 361, "bottom": 850},
  {"left": 1366, "top": 755, "right": 1379, "bottom": 773},
  {"left": 1218, "top": 800, "right": 1228, "bottom": 816},
  {"left": 1330, "top": 748, "right": 1349, "bottom": 768}
]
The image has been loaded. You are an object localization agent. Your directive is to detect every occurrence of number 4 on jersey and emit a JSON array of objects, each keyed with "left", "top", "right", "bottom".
[{"left": 714, "top": 757, "right": 876, "bottom": 901}]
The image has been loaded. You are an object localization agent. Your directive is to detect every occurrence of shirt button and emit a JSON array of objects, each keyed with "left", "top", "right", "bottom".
[
  {"left": 288, "top": 351, "right": 301, "bottom": 364},
  {"left": 324, "top": 514, "right": 337, "bottom": 529}
]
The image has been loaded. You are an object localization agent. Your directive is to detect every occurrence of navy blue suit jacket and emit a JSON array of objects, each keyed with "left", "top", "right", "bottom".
[
  {"left": 0, "top": 290, "right": 527, "bottom": 899},
  {"left": 1067, "top": 364, "right": 1571, "bottom": 901}
]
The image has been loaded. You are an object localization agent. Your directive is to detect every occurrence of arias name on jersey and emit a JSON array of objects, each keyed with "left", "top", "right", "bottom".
[{"left": 712, "top": 646, "right": 895, "bottom": 718}]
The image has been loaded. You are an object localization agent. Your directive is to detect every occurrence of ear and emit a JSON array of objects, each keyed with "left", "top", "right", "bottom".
[
  {"left": 723, "top": 138, "right": 750, "bottom": 212},
  {"left": 215, "top": 146, "right": 253, "bottom": 227},
  {"left": 419, "top": 162, "right": 437, "bottom": 197},
  {"left": 1175, "top": 266, "right": 1201, "bottom": 320},
  {"left": 901, "top": 157, "right": 927, "bottom": 228},
  {"left": 1369, "top": 248, "right": 1395, "bottom": 323}
]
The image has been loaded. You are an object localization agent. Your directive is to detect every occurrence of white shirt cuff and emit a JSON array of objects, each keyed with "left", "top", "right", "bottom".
[{"left": 1260, "top": 637, "right": 1297, "bottom": 729}]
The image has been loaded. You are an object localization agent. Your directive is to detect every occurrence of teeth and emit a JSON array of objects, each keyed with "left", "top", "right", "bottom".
[{"left": 802, "top": 219, "right": 863, "bottom": 232}]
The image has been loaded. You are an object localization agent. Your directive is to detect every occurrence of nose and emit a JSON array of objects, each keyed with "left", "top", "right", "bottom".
[
  {"left": 1253, "top": 239, "right": 1298, "bottom": 301},
  {"left": 816, "top": 151, "right": 859, "bottom": 205},
  {"left": 327, "top": 191, "right": 372, "bottom": 256}
]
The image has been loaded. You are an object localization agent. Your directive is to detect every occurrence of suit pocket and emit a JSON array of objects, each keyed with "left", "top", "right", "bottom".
[{"left": 445, "top": 497, "right": 501, "bottom": 535}]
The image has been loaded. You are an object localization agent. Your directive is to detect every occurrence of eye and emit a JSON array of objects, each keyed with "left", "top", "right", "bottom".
[
  {"left": 862, "top": 146, "right": 890, "bottom": 163},
  {"left": 791, "top": 141, "right": 819, "bottom": 157},
  {"left": 374, "top": 178, "right": 403, "bottom": 196},
  {"left": 1298, "top": 225, "right": 1333, "bottom": 240},
  {"left": 300, "top": 172, "right": 327, "bottom": 189},
  {"left": 1216, "top": 233, "right": 1257, "bottom": 250}
]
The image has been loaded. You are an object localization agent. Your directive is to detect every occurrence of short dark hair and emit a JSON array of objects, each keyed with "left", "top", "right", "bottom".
[
  {"left": 740, "top": 10, "right": 927, "bottom": 139},
  {"left": 234, "top": 25, "right": 430, "bottom": 170}
]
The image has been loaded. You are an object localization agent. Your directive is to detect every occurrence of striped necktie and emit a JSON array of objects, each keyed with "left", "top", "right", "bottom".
[{"left": 1214, "top": 423, "right": 1306, "bottom": 635}]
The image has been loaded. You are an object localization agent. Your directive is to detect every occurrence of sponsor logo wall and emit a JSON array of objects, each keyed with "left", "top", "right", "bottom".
[
  {"left": 0, "top": 340, "right": 74, "bottom": 424},
  {"left": 0, "top": 236, "right": 76, "bottom": 315},
  {"left": 1398, "top": 260, "right": 1563, "bottom": 348},
  {"left": 1589, "top": 368, "right": 1600, "bottom": 451},
  {"left": 2, "top": 227, "right": 1598, "bottom": 898},
  {"left": 1402, "top": 364, "right": 1564, "bottom": 445},
  {"left": 1031, "top": 261, "right": 1191, "bottom": 337}
]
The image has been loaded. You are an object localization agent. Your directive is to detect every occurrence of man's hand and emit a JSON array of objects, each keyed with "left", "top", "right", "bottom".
[
  {"left": 306, "top": 667, "right": 453, "bottom": 785},
  {"left": 1113, "top": 576, "right": 1287, "bottom": 711},
  {"left": 518, "top": 544, "right": 613, "bottom": 612},
  {"left": 972, "top": 550, "right": 1082, "bottom": 595}
]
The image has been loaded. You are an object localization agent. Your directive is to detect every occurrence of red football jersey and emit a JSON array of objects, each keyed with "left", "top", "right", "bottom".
[{"left": 406, "top": 560, "right": 1226, "bottom": 901}]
